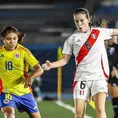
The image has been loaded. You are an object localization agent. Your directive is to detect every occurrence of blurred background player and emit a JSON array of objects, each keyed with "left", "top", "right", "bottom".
[
  {"left": 28, "top": 67, "right": 43, "bottom": 102},
  {"left": 0, "top": 26, "right": 43, "bottom": 118},
  {"left": 94, "top": 18, "right": 118, "bottom": 118},
  {"left": 107, "top": 36, "right": 118, "bottom": 118},
  {"left": 32, "top": 76, "right": 42, "bottom": 102}
]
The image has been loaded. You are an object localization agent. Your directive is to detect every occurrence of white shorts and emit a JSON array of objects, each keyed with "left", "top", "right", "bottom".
[{"left": 73, "top": 79, "right": 108, "bottom": 101}]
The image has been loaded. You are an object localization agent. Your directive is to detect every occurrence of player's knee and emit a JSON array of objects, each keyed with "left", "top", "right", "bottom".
[
  {"left": 74, "top": 115, "right": 83, "bottom": 118},
  {"left": 96, "top": 106, "right": 105, "bottom": 114},
  {"left": 75, "top": 111, "right": 84, "bottom": 118},
  {"left": 4, "top": 111, "right": 15, "bottom": 118}
]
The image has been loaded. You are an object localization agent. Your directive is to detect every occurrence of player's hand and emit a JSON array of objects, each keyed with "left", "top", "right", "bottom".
[
  {"left": 24, "top": 77, "right": 32, "bottom": 88},
  {"left": 42, "top": 60, "right": 51, "bottom": 71}
]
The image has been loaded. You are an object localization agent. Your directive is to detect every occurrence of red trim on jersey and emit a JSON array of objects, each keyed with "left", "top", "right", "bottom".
[
  {"left": 72, "top": 81, "right": 78, "bottom": 93},
  {"left": 24, "top": 71, "right": 29, "bottom": 78},
  {"left": 0, "top": 79, "right": 3, "bottom": 95},
  {"left": 18, "top": 46, "right": 28, "bottom": 52},
  {"left": 24, "top": 71, "right": 33, "bottom": 93},
  {"left": 73, "top": 65, "right": 78, "bottom": 80},
  {"left": 101, "top": 59, "right": 109, "bottom": 79},
  {"left": 76, "top": 29, "right": 100, "bottom": 64}
]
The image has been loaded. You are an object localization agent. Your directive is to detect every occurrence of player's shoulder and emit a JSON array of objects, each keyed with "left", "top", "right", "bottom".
[
  {"left": 92, "top": 27, "right": 109, "bottom": 31},
  {"left": 0, "top": 46, "right": 4, "bottom": 51},
  {"left": 17, "top": 44, "right": 32, "bottom": 55},
  {"left": 17, "top": 44, "right": 28, "bottom": 52},
  {"left": 66, "top": 30, "right": 78, "bottom": 41}
]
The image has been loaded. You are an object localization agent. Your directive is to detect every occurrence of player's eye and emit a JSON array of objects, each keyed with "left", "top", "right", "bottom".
[
  {"left": 13, "top": 37, "right": 17, "bottom": 40},
  {"left": 75, "top": 20, "right": 79, "bottom": 23},
  {"left": 80, "top": 19, "right": 84, "bottom": 23},
  {"left": 5, "top": 37, "right": 11, "bottom": 40}
]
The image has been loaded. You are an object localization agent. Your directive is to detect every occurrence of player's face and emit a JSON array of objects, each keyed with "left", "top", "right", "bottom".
[
  {"left": 3, "top": 32, "right": 19, "bottom": 51},
  {"left": 74, "top": 13, "right": 90, "bottom": 33}
]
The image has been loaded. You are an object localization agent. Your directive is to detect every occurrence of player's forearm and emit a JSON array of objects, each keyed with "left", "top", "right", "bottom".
[
  {"left": 112, "top": 29, "right": 118, "bottom": 36},
  {"left": 29, "top": 64, "right": 44, "bottom": 79},
  {"left": 51, "top": 54, "right": 71, "bottom": 68},
  {"left": 51, "top": 58, "right": 68, "bottom": 68},
  {"left": 30, "top": 68, "right": 43, "bottom": 79}
]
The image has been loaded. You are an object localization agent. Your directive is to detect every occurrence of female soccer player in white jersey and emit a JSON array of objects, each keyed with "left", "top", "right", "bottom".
[
  {"left": 42, "top": 8, "right": 118, "bottom": 118},
  {"left": 0, "top": 26, "right": 44, "bottom": 118}
]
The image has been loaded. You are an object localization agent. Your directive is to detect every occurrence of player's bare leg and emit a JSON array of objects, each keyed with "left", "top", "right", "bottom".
[
  {"left": 1, "top": 106, "right": 15, "bottom": 118},
  {"left": 108, "top": 83, "right": 118, "bottom": 118},
  {"left": 74, "top": 98, "right": 87, "bottom": 118},
  {"left": 93, "top": 92, "right": 107, "bottom": 118},
  {"left": 28, "top": 112, "right": 41, "bottom": 118}
]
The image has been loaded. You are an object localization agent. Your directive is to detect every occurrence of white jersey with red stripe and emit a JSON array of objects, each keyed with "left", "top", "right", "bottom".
[{"left": 62, "top": 28, "right": 113, "bottom": 81}]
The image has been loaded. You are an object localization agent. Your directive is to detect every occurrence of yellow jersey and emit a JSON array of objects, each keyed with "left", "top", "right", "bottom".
[{"left": 0, "top": 44, "right": 39, "bottom": 96}]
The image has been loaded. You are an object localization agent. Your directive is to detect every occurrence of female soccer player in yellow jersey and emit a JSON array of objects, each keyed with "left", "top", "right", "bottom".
[{"left": 0, "top": 26, "right": 44, "bottom": 118}]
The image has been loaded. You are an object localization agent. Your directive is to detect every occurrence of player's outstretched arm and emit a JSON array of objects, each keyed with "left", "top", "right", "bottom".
[
  {"left": 112, "top": 29, "right": 118, "bottom": 36},
  {"left": 42, "top": 54, "right": 71, "bottom": 71}
]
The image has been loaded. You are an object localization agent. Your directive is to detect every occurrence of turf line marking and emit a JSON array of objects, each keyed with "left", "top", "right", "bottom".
[{"left": 55, "top": 100, "right": 93, "bottom": 118}]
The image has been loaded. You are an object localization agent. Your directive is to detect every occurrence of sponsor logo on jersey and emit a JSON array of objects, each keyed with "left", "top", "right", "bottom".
[
  {"left": 14, "top": 53, "right": 20, "bottom": 58},
  {"left": 73, "top": 36, "right": 81, "bottom": 42},
  {"left": 33, "top": 105, "right": 38, "bottom": 110},
  {"left": 0, "top": 54, "right": 4, "bottom": 57},
  {"left": 3, "top": 99, "right": 9, "bottom": 104},
  {"left": 76, "top": 39, "right": 81, "bottom": 42}
]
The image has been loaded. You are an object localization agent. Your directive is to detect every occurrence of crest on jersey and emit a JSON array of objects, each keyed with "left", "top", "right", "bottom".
[
  {"left": 92, "top": 34, "right": 96, "bottom": 39},
  {"left": 3, "top": 99, "right": 9, "bottom": 104},
  {"left": 14, "top": 53, "right": 20, "bottom": 58}
]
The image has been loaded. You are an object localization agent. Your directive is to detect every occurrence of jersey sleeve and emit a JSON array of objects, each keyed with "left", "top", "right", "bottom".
[
  {"left": 24, "top": 49, "right": 39, "bottom": 67},
  {"left": 62, "top": 37, "right": 73, "bottom": 55},
  {"left": 99, "top": 28, "right": 113, "bottom": 40}
]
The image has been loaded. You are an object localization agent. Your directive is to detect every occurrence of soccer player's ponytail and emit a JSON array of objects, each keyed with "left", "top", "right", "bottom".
[
  {"left": 90, "top": 16, "right": 109, "bottom": 27},
  {"left": 18, "top": 32, "right": 25, "bottom": 44}
]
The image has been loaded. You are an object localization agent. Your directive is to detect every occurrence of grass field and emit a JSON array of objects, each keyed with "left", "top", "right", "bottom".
[{"left": 0, "top": 99, "right": 114, "bottom": 118}]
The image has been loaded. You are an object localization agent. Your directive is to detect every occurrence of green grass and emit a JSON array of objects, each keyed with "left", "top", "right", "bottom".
[
  {"left": 86, "top": 101, "right": 114, "bottom": 118},
  {"left": 0, "top": 99, "right": 113, "bottom": 118},
  {"left": 63, "top": 99, "right": 114, "bottom": 118}
]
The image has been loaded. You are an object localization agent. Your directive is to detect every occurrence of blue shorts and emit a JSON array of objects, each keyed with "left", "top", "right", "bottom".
[{"left": 0, "top": 92, "right": 39, "bottom": 113}]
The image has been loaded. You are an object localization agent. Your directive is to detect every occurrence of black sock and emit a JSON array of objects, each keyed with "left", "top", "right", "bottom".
[{"left": 112, "top": 97, "right": 118, "bottom": 118}]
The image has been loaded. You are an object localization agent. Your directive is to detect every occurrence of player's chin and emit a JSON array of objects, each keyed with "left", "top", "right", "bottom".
[{"left": 9, "top": 45, "right": 16, "bottom": 49}]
